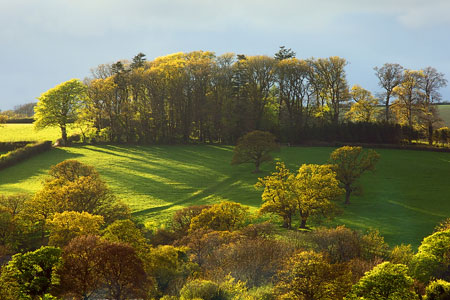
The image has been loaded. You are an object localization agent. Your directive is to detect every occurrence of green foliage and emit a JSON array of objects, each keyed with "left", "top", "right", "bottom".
[
  {"left": 0, "top": 141, "right": 52, "bottom": 171},
  {"left": 143, "top": 245, "right": 199, "bottom": 296},
  {"left": 33, "top": 160, "right": 129, "bottom": 224},
  {"left": 257, "top": 162, "right": 343, "bottom": 229},
  {"left": 424, "top": 280, "right": 450, "bottom": 300},
  {"left": 231, "top": 131, "right": 279, "bottom": 173},
  {"left": 1, "top": 145, "right": 449, "bottom": 247},
  {"left": 345, "top": 262, "right": 419, "bottom": 300},
  {"left": 189, "top": 201, "right": 249, "bottom": 232},
  {"left": 329, "top": 146, "right": 380, "bottom": 204},
  {"left": 102, "top": 219, "right": 147, "bottom": 252},
  {"left": 275, "top": 250, "right": 352, "bottom": 300},
  {"left": 412, "top": 229, "right": 450, "bottom": 283},
  {"left": 47, "top": 211, "right": 104, "bottom": 247},
  {"left": 35, "top": 78, "right": 86, "bottom": 145},
  {"left": 6, "top": 246, "right": 62, "bottom": 299},
  {"left": 256, "top": 162, "right": 297, "bottom": 229},
  {"left": 390, "top": 244, "right": 414, "bottom": 265},
  {"left": 180, "top": 279, "right": 224, "bottom": 300}
]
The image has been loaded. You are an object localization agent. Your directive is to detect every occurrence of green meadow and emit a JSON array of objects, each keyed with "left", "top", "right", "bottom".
[
  {"left": 0, "top": 143, "right": 449, "bottom": 248},
  {"left": 438, "top": 104, "right": 450, "bottom": 126},
  {"left": 0, "top": 124, "right": 77, "bottom": 142}
]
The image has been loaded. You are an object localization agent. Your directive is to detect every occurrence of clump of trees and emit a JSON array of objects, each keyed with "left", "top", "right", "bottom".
[{"left": 32, "top": 49, "right": 448, "bottom": 147}]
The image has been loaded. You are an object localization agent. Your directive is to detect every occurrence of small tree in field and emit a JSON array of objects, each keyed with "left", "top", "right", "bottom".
[
  {"left": 329, "top": 146, "right": 380, "bottom": 205},
  {"left": 35, "top": 78, "right": 86, "bottom": 146},
  {"left": 231, "top": 130, "right": 279, "bottom": 173}
]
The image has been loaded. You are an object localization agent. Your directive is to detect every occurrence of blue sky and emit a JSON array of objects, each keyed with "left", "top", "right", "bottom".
[{"left": 1, "top": 0, "right": 450, "bottom": 110}]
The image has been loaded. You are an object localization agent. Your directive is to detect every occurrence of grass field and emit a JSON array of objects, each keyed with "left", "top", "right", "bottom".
[
  {"left": 438, "top": 104, "right": 450, "bottom": 127},
  {"left": 0, "top": 124, "right": 78, "bottom": 142},
  {"left": 0, "top": 144, "right": 449, "bottom": 248}
]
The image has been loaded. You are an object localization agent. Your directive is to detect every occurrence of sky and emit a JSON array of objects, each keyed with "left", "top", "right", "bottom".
[{"left": 1, "top": 0, "right": 450, "bottom": 110}]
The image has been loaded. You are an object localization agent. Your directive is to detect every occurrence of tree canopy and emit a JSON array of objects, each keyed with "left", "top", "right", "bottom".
[
  {"left": 231, "top": 130, "right": 279, "bottom": 173},
  {"left": 34, "top": 78, "right": 86, "bottom": 145}
]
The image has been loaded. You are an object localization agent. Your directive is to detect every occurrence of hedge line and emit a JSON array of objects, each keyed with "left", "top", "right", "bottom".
[
  {"left": 0, "top": 141, "right": 52, "bottom": 170},
  {"left": 0, "top": 142, "right": 31, "bottom": 152},
  {"left": 5, "top": 118, "right": 34, "bottom": 124}
]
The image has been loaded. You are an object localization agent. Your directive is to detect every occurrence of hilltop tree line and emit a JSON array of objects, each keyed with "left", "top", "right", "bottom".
[
  {"left": 1, "top": 158, "right": 450, "bottom": 299},
  {"left": 32, "top": 48, "right": 448, "bottom": 146}
]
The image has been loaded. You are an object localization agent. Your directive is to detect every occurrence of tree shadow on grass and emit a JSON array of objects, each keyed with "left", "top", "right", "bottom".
[{"left": 0, "top": 147, "right": 83, "bottom": 193}]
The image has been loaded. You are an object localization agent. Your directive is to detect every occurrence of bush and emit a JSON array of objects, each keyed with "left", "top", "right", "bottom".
[
  {"left": 0, "top": 142, "right": 30, "bottom": 152},
  {"left": 0, "top": 141, "right": 52, "bottom": 170},
  {"left": 425, "top": 280, "right": 450, "bottom": 300},
  {"left": 180, "top": 279, "right": 225, "bottom": 300}
]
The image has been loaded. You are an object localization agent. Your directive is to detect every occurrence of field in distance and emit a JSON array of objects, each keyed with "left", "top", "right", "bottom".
[
  {"left": 438, "top": 104, "right": 450, "bottom": 126},
  {"left": 0, "top": 143, "right": 449, "bottom": 248}
]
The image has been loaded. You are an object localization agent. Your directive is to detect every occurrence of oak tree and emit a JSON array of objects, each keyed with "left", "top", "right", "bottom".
[
  {"left": 329, "top": 146, "right": 380, "bottom": 204},
  {"left": 231, "top": 130, "right": 279, "bottom": 173},
  {"left": 35, "top": 79, "right": 86, "bottom": 145}
]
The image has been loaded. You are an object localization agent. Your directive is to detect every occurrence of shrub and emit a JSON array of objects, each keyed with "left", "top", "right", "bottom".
[
  {"left": 180, "top": 279, "right": 225, "bottom": 300},
  {"left": 0, "top": 141, "right": 52, "bottom": 170}
]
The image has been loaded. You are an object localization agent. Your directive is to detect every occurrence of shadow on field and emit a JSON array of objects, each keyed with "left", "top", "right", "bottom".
[
  {"left": 0, "top": 147, "right": 82, "bottom": 192},
  {"left": 82, "top": 145, "right": 262, "bottom": 216}
]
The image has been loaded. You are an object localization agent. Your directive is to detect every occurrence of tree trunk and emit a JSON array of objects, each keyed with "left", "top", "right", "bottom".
[
  {"left": 428, "top": 122, "right": 433, "bottom": 145},
  {"left": 299, "top": 218, "right": 307, "bottom": 229},
  {"left": 385, "top": 94, "right": 390, "bottom": 122},
  {"left": 345, "top": 184, "right": 351, "bottom": 205},
  {"left": 60, "top": 125, "right": 67, "bottom": 146},
  {"left": 283, "top": 215, "right": 292, "bottom": 229},
  {"left": 253, "top": 160, "right": 260, "bottom": 173}
]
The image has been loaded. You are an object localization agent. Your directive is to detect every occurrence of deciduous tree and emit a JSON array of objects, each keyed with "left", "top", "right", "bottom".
[
  {"left": 6, "top": 246, "right": 62, "bottom": 300},
  {"left": 276, "top": 251, "right": 352, "bottom": 300},
  {"left": 346, "top": 85, "right": 379, "bottom": 122},
  {"left": 189, "top": 201, "right": 249, "bottom": 232},
  {"left": 345, "top": 262, "right": 418, "bottom": 300},
  {"left": 231, "top": 130, "right": 279, "bottom": 173},
  {"left": 47, "top": 211, "right": 104, "bottom": 247},
  {"left": 292, "top": 164, "right": 344, "bottom": 228},
  {"left": 374, "top": 63, "right": 404, "bottom": 122},
  {"left": 329, "top": 146, "right": 380, "bottom": 204},
  {"left": 35, "top": 79, "right": 86, "bottom": 145},
  {"left": 256, "top": 162, "right": 297, "bottom": 229}
]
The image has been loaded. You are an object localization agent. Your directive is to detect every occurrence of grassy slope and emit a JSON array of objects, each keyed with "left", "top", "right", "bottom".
[
  {"left": 0, "top": 144, "right": 449, "bottom": 247},
  {"left": 438, "top": 104, "right": 450, "bottom": 127}
]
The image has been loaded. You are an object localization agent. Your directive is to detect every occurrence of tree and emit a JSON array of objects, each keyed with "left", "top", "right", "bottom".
[
  {"left": 329, "top": 146, "right": 380, "bottom": 205},
  {"left": 374, "top": 63, "right": 404, "bottom": 122},
  {"left": 275, "top": 250, "right": 352, "bottom": 300},
  {"left": 6, "top": 246, "right": 62, "bottom": 300},
  {"left": 47, "top": 211, "right": 104, "bottom": 247},
  {"left": 274, "top": 46, "right": 296, "bottom": 60},
  {"left": 419, "top": 67, "right": 447, "bottom": 145},
  {"left": 310, "top": 56, "right": 350, "bottom": 125},
  {"left": 256, "top": 162, "right": 297, "bottom": 229},
  {"left": 292, "top": 164, "right": 344, "bottom": 228},
  {"left": 35, "top": 79, "right": 86, "bottom": 145},
  {"left": 59, "top": 235, "right": 104, "bottom": 300},
  {"left": 189, "top": 201, "right": 249, "bottom": 232},
  {"left": 97, "top": 240, "right": 149, "bottom": 300},
  {"left": 411, "top": 229, "right": 450, "bottom": 283},
  {"left": 346, "top": 85, "right": 379, "bottom": 122},
  {"left": 102, "top": 219, "right": 148, "bottom": 253},
  {"left": 231, "top": 130, "right": 279, "bottom": 173},
  {"left": 345, "top": 262, "right": 418, "bottom": 300},
  {"left": 392, "top": 69, "right": 424, "bottom": 142},
  {"left": 33, "top": 160, "right": 130, "bottom": 224},
  {"left": 424, "top": 280, "right": 450, "bottom": 300}
]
